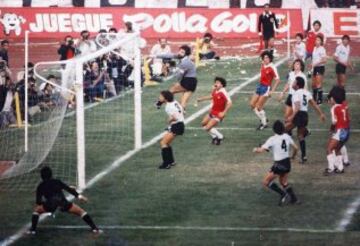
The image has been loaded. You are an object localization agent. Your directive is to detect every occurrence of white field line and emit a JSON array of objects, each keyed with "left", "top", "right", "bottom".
[
  {"left": 186, "top": 127, "right": 360, "bottom": 133},
  {"left": 336, "top": 197, "right": 360, "bottom": 231},
  {"left": 0, "top": 57, "right": 289, "bottom": 246},
  {"left": 42, "top": 225, "right": 339, "bottom": 234}
]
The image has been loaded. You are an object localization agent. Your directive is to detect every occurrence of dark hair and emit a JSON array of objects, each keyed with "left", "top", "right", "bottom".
[
  {"left": 316, "top": 35, "right": 324, "bottom": 45},
  {"left": 27, "top": 62, "right": 34, "bottom": 68},
  {"left": 80, "top": 30, "right": 89, "bottom": 35},
  {"left": 295, "top": 76, "right": 305, "bottom": 89},
  {"left": 64, "top": 35, "right": 72, "bottom": 41},
  {"left": 313, "top": 20, "right": 322, "bottom": 27},
  {"left": 125, "top": 22, "right": 133, "bottom": 32},
  {"left": 215, "top": 76, "right": 227, "bottom": 87},
  {"left": 293, "top": 59, "right": 305, "bottom": 72},
  {"left": 342, "top": 35, "right": 350, "bottom": 41},
  {"left": 203, "top": 32, "right": 213, "bottom": 40},
  {"left": 47, "top": 74, "right": 56, "bottom": 80},
  {"left": 261, "top": 50, "right": 273, "bottom": 62},
  {"left": 264, "top": 3, "right": 270, "bottom": 7},
  {"left": 109, "top": 27, "right": 117, "bottom": 33},
  {"left": 329, "top": 86, "right": 346, "bottom": 104},
  {"left": 273, "top": 120, "right": 285, "bottom": 135},
  {"left": 99, "top": 29, "right": 107, "bottom": 33},
  {"left": 295, "top": 33, "right": 304, "bottom": 40},
  {"left": 40, "top": 166, "right": 52, "bottom": 180},
  {"left": 160, "top": 90, "right": 174, "bottom": 102},
  {"left": 180, "top": 45, "right": 191, "bottom": 56},
  {"left": 1, "top": 40, "right": 9, "bottom": 46}
]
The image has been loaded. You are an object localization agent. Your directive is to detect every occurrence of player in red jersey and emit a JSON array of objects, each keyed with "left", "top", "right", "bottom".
[
  {"left": 324, "top": 86, "right": 350, "bottom": 175},
  {"left": 305, "top": 21, "right": 325, "bottom": 78},
  {"left": 197, "top": 77, "right": 232, "bottom": 145},
  {"left": 250, "top": 51, "right": 281, "bottom": 130}
]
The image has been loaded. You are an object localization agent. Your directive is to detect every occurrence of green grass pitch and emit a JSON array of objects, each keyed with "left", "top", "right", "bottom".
[{"left": 1, "top": 56, "right": 360, "bottom": 245}]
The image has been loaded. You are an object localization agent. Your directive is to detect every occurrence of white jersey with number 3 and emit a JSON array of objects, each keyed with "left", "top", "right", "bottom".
[
  {"left": 292, "top": 89, "right": 313, "bottom": 112},
  {"left": 165, "top": 100, "right": 184, "bottom": 123},
  {"left": 262, "top": 134, "right": 294, "bottom": 161}
]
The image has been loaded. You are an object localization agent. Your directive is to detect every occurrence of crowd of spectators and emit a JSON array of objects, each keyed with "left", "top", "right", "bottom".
[
  {"left": 0, "top": 20, "right": 223, "bottom": 129},
  {"left": 315, "top": 0, "right": 359, "bottom": 7}
]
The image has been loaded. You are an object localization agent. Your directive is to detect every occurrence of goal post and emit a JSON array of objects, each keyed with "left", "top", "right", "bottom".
[{"left": 1, "top": 31, "right": 142, "bottom": 191}]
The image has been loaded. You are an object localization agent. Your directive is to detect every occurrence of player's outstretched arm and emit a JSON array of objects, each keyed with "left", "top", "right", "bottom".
[
  {"left": 309, "top": 99, "right": 326, "bottom": 122},
  {"left": 197, "top": 95, "right": 212, "bottom": 102},
  {"left": 290, "top": 143, "right": 299, "bottom": 160},
  {"left": 270, "top": 78, "right": 281, "bottom": 96},
  {"left": 253, "top": 147, "right": 268, "bottom": 153}
]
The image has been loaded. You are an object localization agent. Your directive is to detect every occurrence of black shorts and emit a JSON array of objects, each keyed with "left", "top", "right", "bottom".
[
  {"left": 271, "top": 158, "right": 291, "bottom": 175},
  {"left": 285, "top": 94, "right": 292, "bottom": 107},
  {"left": 336, "top": 63, "right": 347, "bottom": 75},
  {"left": 293, "top": 111, "right": 308, "bottom": 128},
  {"left": 169, "top": 122, "right": 185, "bottom": 135},
  {"left": 313, "top": 66, "right": 325, "bottom": 76},
  {"left": 42, "top": 199, "right": 73, "bottom": 213},
  {"left": 180, "top": 77, "right": 197, "bottom": 92}
]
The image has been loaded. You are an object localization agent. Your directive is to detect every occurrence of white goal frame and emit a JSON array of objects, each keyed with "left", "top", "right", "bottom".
[{"left": 30, "top": 31, "right": 142, "bottom": 190}]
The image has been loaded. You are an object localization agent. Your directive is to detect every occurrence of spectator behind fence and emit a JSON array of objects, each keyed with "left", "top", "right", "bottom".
[
  {"left": 84, "top": 61, "right": 105, "bottom": 102},
  {"left": 58, "top": 36, "right": 75, "bottom": 61},
  {"left": 0, "top": 58, "right": 12, "bottom": 86},
  {"left": 38, "top": 75, "right": 63, "bottom": 108},
  {"left": 106, "top": 53, "right": 132, "bottom": 93},
  {"left": 198, "top": 33, "right": 219, "bottom": 60},
  {"left": 0, "top": 40, "right": 9, "bottom": 67},
  {"left": 150, "top": 38, "right": 172, "bottom": 78},
  {"left": 0, "top": 76, "right": 16, "bottom": 128},
  {"left": 76, "top": 30, "right": 96, "bottom": 57}
]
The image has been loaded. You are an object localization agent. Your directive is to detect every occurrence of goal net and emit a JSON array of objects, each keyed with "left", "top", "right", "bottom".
[{"left": 0, "top": 31, "right": 142, "bottom": 191}]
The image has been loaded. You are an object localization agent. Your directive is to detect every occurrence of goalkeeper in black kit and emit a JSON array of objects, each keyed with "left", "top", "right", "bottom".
[{"left": 27, "top": 166, "right": 102, "bottom": 235}]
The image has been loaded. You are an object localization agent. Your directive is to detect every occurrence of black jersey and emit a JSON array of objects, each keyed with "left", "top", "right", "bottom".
[{"left": 36, "top": 178, "right": 79, "bottom": 205}]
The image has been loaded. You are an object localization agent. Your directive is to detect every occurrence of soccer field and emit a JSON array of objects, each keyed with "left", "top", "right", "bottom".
[{"left": 1, "top": 56, "right": 360, "bottom": 245}]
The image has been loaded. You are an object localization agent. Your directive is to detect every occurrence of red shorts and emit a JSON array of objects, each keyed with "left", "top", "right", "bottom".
[{"left": 209, "top": 112, "right": 223, "bottom": 122}]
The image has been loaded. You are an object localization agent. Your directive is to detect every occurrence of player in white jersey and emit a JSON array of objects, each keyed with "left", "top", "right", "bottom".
[
  {"left": 279, "top": 59, "right": 307, "bottom": 120},
  {"left": 292, "top": 33, "right": 306, "bottom": 61},
  {"left": 253, "top": 120, "right": 299, "bottom": 206},
  {"left": 286, "top": 77, "right": 325, "bottom": 163},
  {"left": 158, "top": 90, "right": 185, "bottom": 169},
  {"left": 334, "top": 35, "right": 353, "bottom": 87},
  {"left": 310, "top": 35, "right": 327, "bottom": 104}
]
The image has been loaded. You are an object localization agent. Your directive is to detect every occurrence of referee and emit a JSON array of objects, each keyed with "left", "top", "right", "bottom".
[{"left": 258, "top": 4, "right": 279, "bottom": 50}]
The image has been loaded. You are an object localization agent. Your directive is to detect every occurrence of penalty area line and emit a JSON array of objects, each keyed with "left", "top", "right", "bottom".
[
  {"left": 42, "top": 225, "right": 339, "bottom": 234},
  {"left": 0, "top": 57, "right": 289, "bottom": 246}
]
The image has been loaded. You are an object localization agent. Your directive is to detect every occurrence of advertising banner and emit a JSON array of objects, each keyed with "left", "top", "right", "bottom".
[
  {"left": 310, "top": 9, "right": 360, "bottom": 37},
  {"left": 0, "top": 8, "right": 302, "bottom": 39}
]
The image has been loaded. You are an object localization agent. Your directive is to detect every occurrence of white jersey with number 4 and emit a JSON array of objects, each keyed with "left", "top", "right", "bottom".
[
  {"left": 292, "top": 88, "right": 313, "bottom": 112},
  {"left": 165, "top": 101, "right": 184, "bottom": 123},
  {"left": 262, "top": 134, "right": 295, "bottom": 161}
]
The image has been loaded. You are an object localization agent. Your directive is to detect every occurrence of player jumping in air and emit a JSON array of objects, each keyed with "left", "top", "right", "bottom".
[
  {"left": 158, "top": 90, "right": 185, "bottom": 169},
  {"left": 28, "top": 166, "right": 101, "bottom": 235},
  {"left": 253, "top": 120, "right": 299, "bottom": 206},
  {"left": 334, "top": 35, "right": 353, "bottom": 87},
  {"left": 309, "top": 35, "right": 327, "bottom": 105},
  {"left": 279, "top": 59, "right": 307, "bottom": 121},
  {"left": 197, "top": 77, "right": 232, "bottom": 145},
  {"left": 324, "top": 86, "right": 350, "bottom": 175},
  {"left": 250, "top": 50, "right": 281, "bottom": 130},
  {"left": 285, "top": 77, "right": 325, "bottom": 163},
  {"left": 155, "top": 45, "right": 197, "bottom": 110}
]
